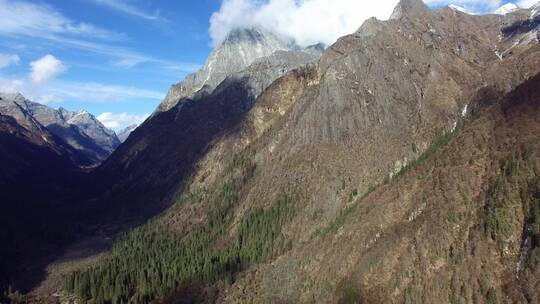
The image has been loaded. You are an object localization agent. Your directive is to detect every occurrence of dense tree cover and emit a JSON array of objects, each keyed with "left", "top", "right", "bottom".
[
  {"left": 64, "top": 194, "right": 295, "bottom": 303},
  {"left": 482, "top": 153, "right": 537, "bottom": 243}
]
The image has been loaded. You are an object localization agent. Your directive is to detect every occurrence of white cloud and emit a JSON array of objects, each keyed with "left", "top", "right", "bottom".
[
  {"left": 0, "top": 53, "right": 20, "bottom": 69},
  {"left": 210, "top": 0, "right": 398, "bottom": 47},
  {"left": 0, "top": 76, "right": 24, "bottom": 93},
  {"left": 97, "top": 112, "right": 149, "bottom": 130},
  {"left": 0, "top": 1, "right": 199, "bottom": 69},
  {"left": 92, "top": 0, "right": 162, "bottom": 21},
  {"left": 517, "top": 0, "right": 538, "bottom": 7},
  {"left": 47, "top": 81, "right": 165, "bottom": 103},
  {"left": 425, "top": 0, "right": 503, "bottom": 12},
  {"left": 0, "top": 0, "right": 124, "bottom": 40},
  {"left": 36, "top": 94, "right": 62, "bottom": 105},
  {"left": 1, "top": 72, "right": 163, "bottom": 109},
  {"left": 29, "top": 54, "right": 67, "bottom": 84},
  {"left": 0, "top": 0, "right": 153, "bottom": 69},
  {"left": 56, "top": 37, "right": 202, "bottom": 70},
  {"left": 210, "top": 0, "right": 531, "bottom": 47},
  {"left": 48, "top": 36, "right": 153, "bottom": 68}
]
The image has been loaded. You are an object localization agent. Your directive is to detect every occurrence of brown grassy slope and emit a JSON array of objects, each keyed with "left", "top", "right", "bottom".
[
  {"left": 220, "top": 73, "right": 540, "bottom": 303},
  {"left": 157, "top": 6, "right": 540, "bottom": 302},
  {"left": 182, "top": 4, "right": 540, "bottom": 231},
  {"left": 152, "top": 6, "right": 540, "bottom": 302}
]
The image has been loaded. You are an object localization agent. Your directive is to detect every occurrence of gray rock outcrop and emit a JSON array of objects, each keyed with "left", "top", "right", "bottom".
[{"left": 157, "top": 27, "right": 325, "bottom": 112}]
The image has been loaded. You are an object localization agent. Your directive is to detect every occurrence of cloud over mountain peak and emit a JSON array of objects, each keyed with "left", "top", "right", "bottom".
[{"left": 209, "top": 0, "right": 530, "bottom": 47}]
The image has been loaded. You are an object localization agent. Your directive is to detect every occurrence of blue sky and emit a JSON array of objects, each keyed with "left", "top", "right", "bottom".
[
  {"left": 0, "top": 0, "right": 221, "bottom": 129},
  {"left": 0, "top": 0, "right": 529, "bottom": 130}
]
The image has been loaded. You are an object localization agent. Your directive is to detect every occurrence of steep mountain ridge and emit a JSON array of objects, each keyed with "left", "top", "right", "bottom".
[
  {"left": 221, "top": 71, "right": 540, "bottom": 304},
  {"left": 117, "top": 124, "right": 138, "bottom": 142},
  {"left": 0, "top": 113, "right": 82, "bottom": 187},
  {"left": 59, "top": 108, "right": 119, "bottom": 155},
  {"left": 158, "top": 27, "right": 324, "bottom": 112},
  {"left": 183, "top": 0, "right": 540, "bottom": 212},
  {"left": 0, "top": 93, "right": 120, "bottom": 165},
  {"left": 0, "top": 110, "right": 89, "bottom": 293},
  {"left": 18, "top": 0, "right": 540, "bottom": 302},
  {"left": 0, "top": 94, "right": 94, "bottom": 167},
  {"left": 390, "top": 0, "right": 430, "bottom": 19},
  {"left": 90, "top": 29, "right": 323, "bottom": 218}
]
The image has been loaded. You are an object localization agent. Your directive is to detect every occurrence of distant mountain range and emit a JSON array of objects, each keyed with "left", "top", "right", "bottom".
[{"left": 0, "top": 93, "right": 121, "bottom": 165}]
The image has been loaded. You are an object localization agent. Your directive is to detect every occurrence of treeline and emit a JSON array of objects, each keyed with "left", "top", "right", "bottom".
[{"left": 64, "top": 194, "right": 295, "bottom": 304}]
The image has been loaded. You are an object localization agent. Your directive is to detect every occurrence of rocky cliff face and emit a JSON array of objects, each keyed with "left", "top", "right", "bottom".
[
  {"left": 157, "top": 27, "right": 324, "bottom": 112},
  {"left": 58, "top": 108, "right": 119, "bottom": 155},
  {"left": 185, "top": 0, "right": 539, "bottom": 218},
  {"left": 0, "top": 93, "right": 120, "bottom": 165}
]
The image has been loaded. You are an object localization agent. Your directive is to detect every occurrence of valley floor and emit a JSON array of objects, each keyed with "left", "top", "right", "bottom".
[{"left": 27, "top": 236, "right": 111, "bottom": 303}]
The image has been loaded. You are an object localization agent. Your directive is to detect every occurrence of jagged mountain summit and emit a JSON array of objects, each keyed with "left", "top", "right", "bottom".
[
  {"left": 89, "top": 26, "right": 324, "bottom": 215},
  {"left": 158, "top": 27, "right": 324, "bottom": 112},
  {"left": 0, "top": 93, "right": 120, "bottom": 165},
  {"left": 390, "top": 0, "right": 430, "bottom": 19},
  {"left": 0, "top": 95, "right": 89, "bottom": 200},
  {"left": 58, "top": 108, "right": 120, "bottom": 156}
]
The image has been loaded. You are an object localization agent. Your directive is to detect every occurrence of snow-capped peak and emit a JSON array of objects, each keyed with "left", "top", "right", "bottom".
[{"left": 494, "top": 3, "right": 518, "bottom": 15}]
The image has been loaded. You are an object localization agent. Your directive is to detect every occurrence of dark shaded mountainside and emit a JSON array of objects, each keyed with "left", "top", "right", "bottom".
[
  {"left": 117, "top": 125, "right": 138, "bottom": 143},
  {"left": 5, "top": 0, "right": 540, "bottom": 303},
  {"left": 91, "top": 0, "right": 540, "bottom": 217},
  {"left": 0, "top": 111, "right": 86, "bottom": 295},
  {"left": 1, "top": 26, "right": 325, "bottom": 299},
  {"left": 0, "top": 112, "right": 84, "bottom": 201},
  {"left": 0, "top": 94, "right": 120, "bottom": 297},
  {"left": 89, "top": 27, "right": 323, "bottom": 219},
  {"left": 0, "top": 93, "right": 120, "bottom": 166}
]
